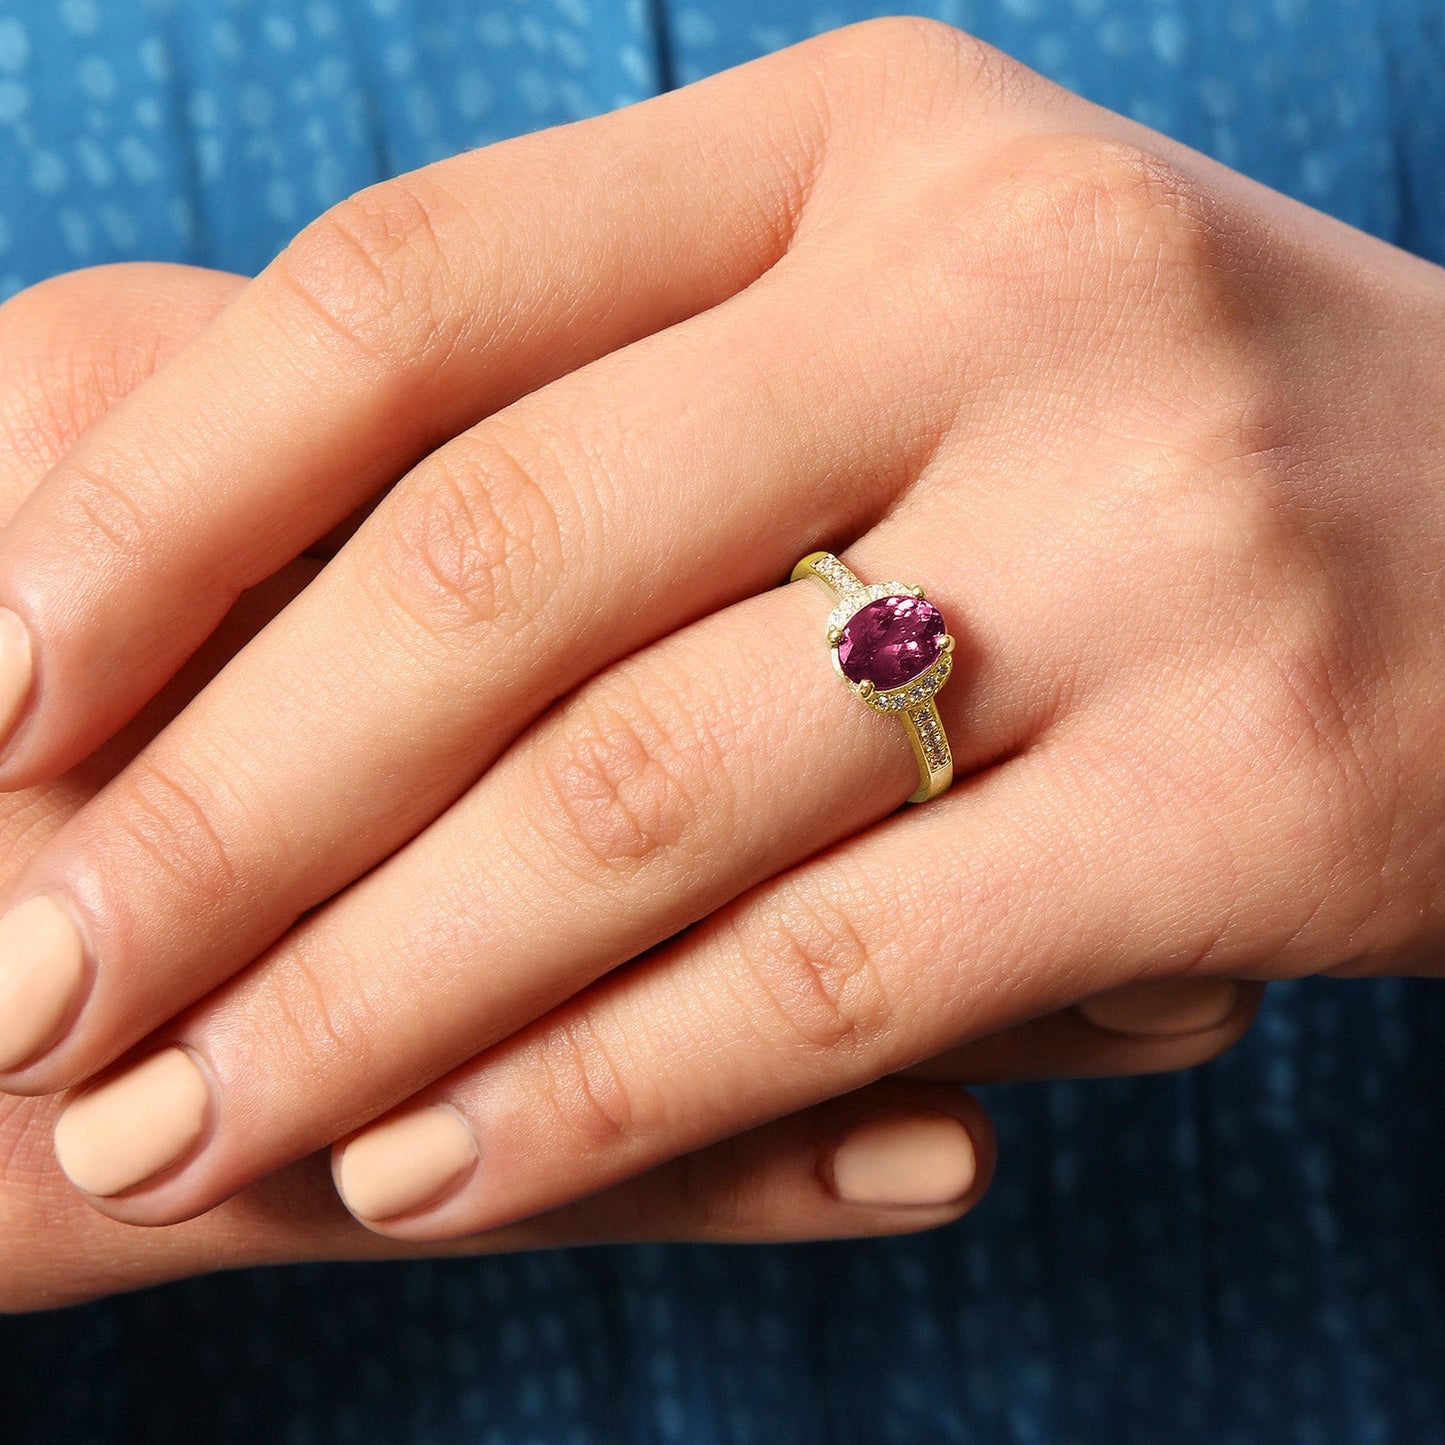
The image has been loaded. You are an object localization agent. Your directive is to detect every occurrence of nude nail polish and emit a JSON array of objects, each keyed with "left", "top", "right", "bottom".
[
  {"left": 53, "top": 1047, "right": 211, "bottom": 1196},
  {"left": 829, "top": 1110, "right": 976, "bottom": 1207},
  {"left": 336, "top": 1106, "right": 478, "bottom": 1222},
  {"left": 1077, "top": 977, "right": 1239, "bottom": 1037},
  {"left": 0, "top": 895, "right": 87, "bottom": 1072},
  {"left": 0, "top": 608, "right": 32, "bottom": 751}
]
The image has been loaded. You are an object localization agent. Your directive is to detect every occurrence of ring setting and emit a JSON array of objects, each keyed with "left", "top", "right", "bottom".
[{"left": 792, "top": 551, "right": 955, "bottom": 804}]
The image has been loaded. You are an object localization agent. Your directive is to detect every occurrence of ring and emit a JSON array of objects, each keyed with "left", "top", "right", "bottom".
[{"left": 791, "top": 551, "right": 955, "bottom": 804}]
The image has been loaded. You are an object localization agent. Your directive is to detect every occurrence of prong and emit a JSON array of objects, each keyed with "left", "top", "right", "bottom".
[
  {"left": 912, "top": 585, "right": 926, "bottom": 598},
  {"left": 857, "top": 680, "right": 876, "bottom": 699},
  {"left": 826, "top": 626, "right": 842, "bottom": 645},
  {"left": 940, "top": 633, "right": 955, "bottom": 654}
]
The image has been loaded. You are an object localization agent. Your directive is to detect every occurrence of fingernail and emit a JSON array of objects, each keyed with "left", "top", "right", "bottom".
[
  {"left": 336, "top": 1106, "right": 478, "bottom": 1222},
  {"left": 829, "top": 1110, "right": 976, "bottom": 1207},
  {"left": 53, "top": 1047, "right": 211, "bottom": 1196},
  {"left": 0, "top": 895, "right": 87, "bottom": 1072},
  {"left": 1077, "top": 977, "right": 1240, "bottom": 1037},
  {"left": 0, "top": 607, "right": 32, "bottom": 751}
]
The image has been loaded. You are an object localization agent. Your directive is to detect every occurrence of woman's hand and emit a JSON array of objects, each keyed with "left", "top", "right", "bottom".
[
  {"left": 0, "top": 261, "right": 1013, "bottom": 1310},
  {"left": 0, "top": 15, "right": 1424, "bottom": 1239},
  {"left": 0, "top": 261, "right": 1265, "bottom": 1306}
]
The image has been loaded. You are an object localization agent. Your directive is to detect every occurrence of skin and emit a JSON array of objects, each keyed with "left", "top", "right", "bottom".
[
  {"left": 0, "top": 262, "right": 996, "bottom": 1312},
  {"left": 0, "top": 16, "right": 1438, "bottom": 1252},
  {"left": 0, "top": 265, "right": 1254, "bottom": 1309}
]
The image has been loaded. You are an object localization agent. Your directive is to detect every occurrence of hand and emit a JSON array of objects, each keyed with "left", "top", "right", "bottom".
[
  {"left": 29, "top": 261, "right": 1229, "bottom": 1304},
  {"left": 5, "top": 15, "right": 1412, "bottom": 1241},
  {"left": 0, "top": 260, "right": 1023, "bottom": 1310},
  {"left": 1, "top": 263, "right": 1258, "bottom": 1305}
]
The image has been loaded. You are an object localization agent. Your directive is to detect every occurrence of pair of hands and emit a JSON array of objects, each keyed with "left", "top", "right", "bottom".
[
  {"left": 0, "top": 261, "right": 1251, "bottom": 1310},
  {"left": 1, "top": 17, "right": 1442, "bottom": 1310}
]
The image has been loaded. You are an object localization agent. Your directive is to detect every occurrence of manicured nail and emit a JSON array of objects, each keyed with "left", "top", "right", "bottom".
[
  {"left": 53, "top": 1047, "right": 210, "bottom": 1196},
  {"left": 0, "top": 895, "right": 87, "bottom": 1072},
  {"left": 829, "top": 1110, "right": 976, "bottom": 1207},
  {"left": 336, "top": 1106, "right": 478, "bottom": 1222},
  {"left": 0, "top": 607, "right": 32, "bottom": 752},
  {"left": 1077, "top": 977, "right": 1240, "bottom": 1037}
]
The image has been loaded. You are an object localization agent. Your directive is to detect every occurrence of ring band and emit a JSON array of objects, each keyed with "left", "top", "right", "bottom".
[{"left": 791, "top": 551, "right": 955, "bottom": 804}]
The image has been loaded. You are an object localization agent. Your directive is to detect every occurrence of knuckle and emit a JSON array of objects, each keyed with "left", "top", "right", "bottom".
[
  {"left": 366, "top": 429, "right": 562, "bottom": 640},
  {"left": 532, "top": 1008, "right": 641, "bottom": 1155},
  {"left": 0, "top": 789, "right": 69, "bottom": 876},
  {"left": 96, "top": 756, "right": 246, "bottom": 912},
  {"left": 50, "top": 457, "right": 153, "bottom": 568},
  {"left": 0, "top": 387, "right": 75, "bottom": 514},
  {"left": 973, "top": 133, "right": 1226, "bottom": 309},
  {"left": 272, "top": 174, "right": 473, "bottom": 368},
  {"left": 1088, "top": 413, "right": 1295, "bottom": 599},
  {"left": 529, "top": 675, "right": 713, "bottom": 890},
  {"left": 730, "top": 886, "right": 894, "bottom": 1058},
  {"left": 254, "top": 931, "right": 382, "bottom": 1090},
  {"left": 816, "top": 15, "right": 1028, "bottom": 114},
  {"left": 797, "top": 17, "right": 1033, "bottom": 153},
  {"left": 0, "top": 266, "right": 226, "bottom": 519}
]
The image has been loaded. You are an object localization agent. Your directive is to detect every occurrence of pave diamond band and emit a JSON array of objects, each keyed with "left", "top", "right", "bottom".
[{"left": 791, "top": 550, "right": 955, "bottom": 805}]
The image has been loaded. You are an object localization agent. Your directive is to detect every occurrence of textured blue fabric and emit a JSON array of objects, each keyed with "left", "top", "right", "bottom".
[{"left": 1, "top": 3, "right": 1443, "bottom": 1442}]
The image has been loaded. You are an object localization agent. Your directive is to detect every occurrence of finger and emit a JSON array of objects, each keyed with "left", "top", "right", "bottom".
[
  {"left": 1073, "top": 976, "right": 1250, "bottom": 1037},
  {"left": 0, "top": 262, "right": 244, "bottom": 771},
  {"left": 0, "top": 201, "right": 974, "bottom": 1094},
  {"left": 0, "top": 261, "right": 332, "bottom": 794},
  {"left": 0, "top": 261, "right": 256, "bottom": 794},
  {"left": 39, "top": 475, "right": 1249, "bottom": 1231},
  {"left": 4, "top": 1080, "right": 993, "bottom": 1311},
  {"left": 0, "top": 265, "right": 342, "bottom": 1081},
  {"left": 37, "top": 400, "right": 1273, "bottom": 1230},
  {"left": 0, "top": 22, "right": 857, "bottom": 784},
  {"left": 320, "top": 723, "right": 1248, "bottom": 1241},
  {"left": 330, "top": 1081, "right": 995, "bottom": 1246},
  {"left": 894, "top": 978, "right": 1265, "bottom": 1083},
  {"left": 36, "top": 489, "right": 1052, "bottom": 1221}
]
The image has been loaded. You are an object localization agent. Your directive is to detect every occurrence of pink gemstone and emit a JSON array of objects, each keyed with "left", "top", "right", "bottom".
[{"left": 836, "top": 595, "right": 945, "bottom": 691}]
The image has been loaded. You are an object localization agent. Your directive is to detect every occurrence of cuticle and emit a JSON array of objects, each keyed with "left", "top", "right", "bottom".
[
  {"left": 46, "top": 887, "right": 100, "bottom": 1039},
  {"left": 0, "top": 602, "right": 39, "bottom": 768},
  {"left": 175, "top": 1040, "right": 222, "bottom": 1158},
  {"left": 432, "top": 1099, "right": 481, "bottom": 1163}
]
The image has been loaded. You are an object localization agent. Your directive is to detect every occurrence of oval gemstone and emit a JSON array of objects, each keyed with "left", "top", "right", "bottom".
[{"left": 836, "top": 595, "right": 945, "bottom": 691}]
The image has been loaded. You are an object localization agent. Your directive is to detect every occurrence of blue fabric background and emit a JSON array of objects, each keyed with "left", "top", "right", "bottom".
[{"left": 0, "top": 2, "right": 1443, "bottom": 1441}]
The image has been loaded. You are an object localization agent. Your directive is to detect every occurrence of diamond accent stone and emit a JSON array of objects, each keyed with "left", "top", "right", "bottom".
[
  {"left": 811, "top": 555, "right": 862, "bottom": 596},
  {"left": 908, "top": 702, "right": 950, "bottom": 770}
]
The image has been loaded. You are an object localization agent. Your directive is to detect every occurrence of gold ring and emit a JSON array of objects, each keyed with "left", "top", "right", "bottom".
[{"left": 791, "top": 550, "right": 954, "bottom": 804}]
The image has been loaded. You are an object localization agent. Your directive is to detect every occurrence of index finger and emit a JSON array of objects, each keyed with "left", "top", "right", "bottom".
[{"left": 0, "top": 21, "right": 848, "bottom": 786}]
